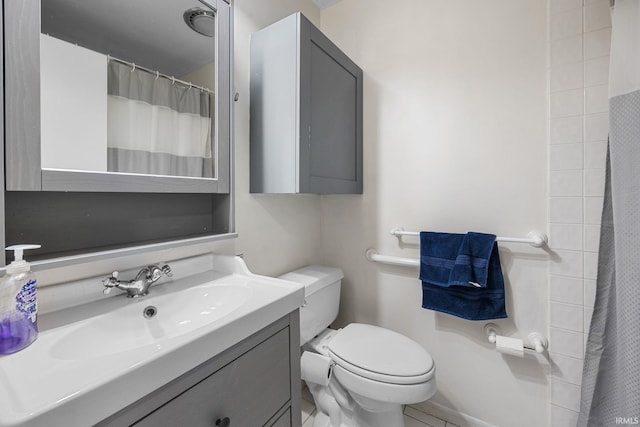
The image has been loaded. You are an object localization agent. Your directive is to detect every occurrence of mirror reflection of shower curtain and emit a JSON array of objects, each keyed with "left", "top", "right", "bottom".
[
  {"left": 107, "top": 60, "right": 214, "bottom": 178},
  {"left": 579, "top": 0, "right": 640, "bottom": 425}
]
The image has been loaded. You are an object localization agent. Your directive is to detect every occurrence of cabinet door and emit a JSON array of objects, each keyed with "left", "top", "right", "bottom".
[
  {"left": 133, "top": 328, "right": 291, "bottom": 427},
  {"left": 270, "top": 408, "right": 291, "bottom": 427},
  {"left": 300, "top": 17, "right": 363, "bottom": 194}
]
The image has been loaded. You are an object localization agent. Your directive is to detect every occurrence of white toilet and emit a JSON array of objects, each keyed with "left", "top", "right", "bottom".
[{"left": 280, "top": 266, "right": 436, "bottom": 427}]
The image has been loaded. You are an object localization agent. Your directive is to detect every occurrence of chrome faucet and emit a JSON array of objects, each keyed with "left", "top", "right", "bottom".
[{"left": 102, "top": 264, "right": 173, "bottom": 298}]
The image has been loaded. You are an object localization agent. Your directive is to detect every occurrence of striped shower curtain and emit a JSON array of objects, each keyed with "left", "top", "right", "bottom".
[
  {"left": 578, "top": 0, "right": 640, "bottom": 424},
  {"left": 107, "top": 60, "right": 214, "bottom": 178}
]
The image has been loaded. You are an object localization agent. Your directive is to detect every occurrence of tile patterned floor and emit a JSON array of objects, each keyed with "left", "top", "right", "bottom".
[{"left": 301, "top": 385, "right": 460, "bottom": 427}]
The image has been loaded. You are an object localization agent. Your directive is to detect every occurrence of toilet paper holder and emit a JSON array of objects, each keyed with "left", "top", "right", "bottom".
[{"left": 484, "top": 323, "right": 548, "bottom": 354}]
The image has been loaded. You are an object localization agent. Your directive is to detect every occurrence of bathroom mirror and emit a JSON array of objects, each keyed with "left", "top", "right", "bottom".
[{"left": 4, "top": 0, "right": 231, "bottom": 193}]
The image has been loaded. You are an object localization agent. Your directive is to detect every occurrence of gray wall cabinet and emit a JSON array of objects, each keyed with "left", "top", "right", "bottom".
[
  {"left": 250, "top": 13, "right": 363, "bottom": 194},
  {"left": 97, "top": 312, "right": 302, "bottom": 427}
]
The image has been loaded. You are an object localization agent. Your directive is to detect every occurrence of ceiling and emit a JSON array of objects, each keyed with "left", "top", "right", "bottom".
[
  {"left": 41, "top": 0, "right": 216, "bottom": 77},
  {"left": 312, "top": 0, "right": 343, "bottom": 10}
]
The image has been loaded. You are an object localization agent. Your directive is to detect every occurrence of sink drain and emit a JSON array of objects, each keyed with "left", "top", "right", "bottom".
[{"left": 143, "top": 306, "right": 158, "bottom": 319}]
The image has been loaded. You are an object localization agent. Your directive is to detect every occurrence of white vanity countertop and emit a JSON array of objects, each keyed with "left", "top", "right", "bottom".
[{"left": 0, "top": 255, "right": 304, "bottom": 427}]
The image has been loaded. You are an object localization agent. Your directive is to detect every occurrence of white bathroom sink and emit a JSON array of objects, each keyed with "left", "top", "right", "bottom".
[
  {"left": 51, "top": 283, "right": 252, "bottom": 360},
  {"left": 0, "top": 255, "right": 304, "bottom": 427}
]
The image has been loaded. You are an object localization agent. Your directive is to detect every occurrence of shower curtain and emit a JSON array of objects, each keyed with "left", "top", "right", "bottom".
[
  {"left": 107, "top": 60, "right": 214, "bottom": 178},
  {"left": 578, "top": 0, "right": 640, "bottom": 425}
]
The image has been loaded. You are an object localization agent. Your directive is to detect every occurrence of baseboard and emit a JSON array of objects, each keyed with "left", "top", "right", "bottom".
[{"left": 410, "top": 400, "right": 497, "bottom": 427}]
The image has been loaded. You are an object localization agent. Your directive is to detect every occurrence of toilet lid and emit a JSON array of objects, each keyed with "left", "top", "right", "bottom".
[{"left": 327, "top": 324, "right": 434, "bottom": 384}]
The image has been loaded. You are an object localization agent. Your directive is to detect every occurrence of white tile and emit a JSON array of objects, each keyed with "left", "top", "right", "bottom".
[
  {"left": 550, "top": 250, "right": 584, "bottom": 278},
  {"left": 551, "top": 327, "right": 585, "bottom": 358},
  {"left": 584, "top": 196, "right": 604, "bottom": 224},
  {"left": 551, "top": 36, "right": 583, "bottom": 66},
  {"left": 551, "top": 143, "right": 584, "bottom": 171},
  {"left": 584, "top": 113, "right": 609, "bottom": 141},
  {"left": 550, "top": 9, "right": 583, "bottom": 41},
  {"left": 550, "top": 275, "right": 584, "bottom": 305},
  {"left": 552, "top": 380, "right": 582, "bottom": 411},
  {"left": 404, "top": 414, "right": 434, "bottom": 427},
  {"left": 301, "top": 398, "right": 315, "bottom": 423},
  {"left": 551, "top": 0, "right": 584, "bottom": 15},
  {"left": 584, "top": 251, "right": 599, "bottom": 280},
  {"left": 551, "top": 301, "right": 584, "bottom": 332},
  {"left": 551, "top": 353, "right": 584, "bottom": 385},
  {"left": 585, "top": 168, "right": 605, "bottom": 197},
  {"left": 550, "top": 223, "right": 583, "bottom": 250},
  {"left": 585, "top": 85, "right": 609, "bottom": 114},
  {"left": 551, "top": 404, "right": 580, "bottom": 427},
  {"left": 584, "top": 224, "right": 601, "bottom": 252},
  {"left": 584, "top": 279, "right": 597, "bottom": 307},
  {"left": 584, "top": 307, "right": 595, "bottom": 332},
  {"left": 301, "top": 383, "right": 314, "bottom": 403},
  {"left": 404, "top": 406, "right": 446, "bottom": 427},
  {"left": 551, "top": 116, "right": 584, "bottom": 144},
  {"left": 551, "top": 89, "right": 584, "bottom": 118},
  {"left": 584, "top": 57, "right": 610, "bottom": 87},
  {"left": 584, "top": 0, "right": 612, "bottom": 32},
  {"left": 551, "top": 170, "right": 583, "bottom": 197},
  {"left": 550, "top": 197, "right": 583, "bottom": 223},
  {"left": 584, "top": 141, "right": 607, "bottom": 169},
  {"left": 585, "top": 28, "right": 612, "bottom": 59},
  {"left": 404, "top": 415, "right": 429, "bottom": 427},
  {"left": 302, "top": 411, "right": 316, "bottom": 427},
  {"left": 551, "top": 62, "right": 584, "bottom": 93}
]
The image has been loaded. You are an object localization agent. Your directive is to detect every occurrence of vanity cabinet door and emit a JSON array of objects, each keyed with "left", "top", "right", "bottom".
[
  {"left": 133, "top": 328, "right": 291, "bottom": 427},
  {"left": 250, "top": 12, "right": 363, "bottom": 194}
]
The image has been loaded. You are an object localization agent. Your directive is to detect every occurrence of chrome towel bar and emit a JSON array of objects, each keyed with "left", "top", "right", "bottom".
[
  {"left": 390, "top": 228, "right": 548, "bottom": 247},
  {"left": 366, "top": 229, "right": 548, "bottom": 268}
]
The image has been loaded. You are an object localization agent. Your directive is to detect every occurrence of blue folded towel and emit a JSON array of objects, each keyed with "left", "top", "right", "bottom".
[{"left": 419, "top": 232, "right": 507, "bottom": 320}]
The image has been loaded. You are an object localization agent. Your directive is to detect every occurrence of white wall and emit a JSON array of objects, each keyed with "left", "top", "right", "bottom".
[
  {"left": 40, "top": 34, "right": 107, "bottom": 172},
  {"left": 318, "top": 1, "right": 549, "bottom": 426},
  {"left": 35, "top": 0, "right": 324, "bottom": 287}
]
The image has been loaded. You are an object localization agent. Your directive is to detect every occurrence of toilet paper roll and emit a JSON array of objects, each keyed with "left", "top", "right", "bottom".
[
  {"left": 495, "top": 335, "right": 525, "bottom": 357},
  {"left": 301, "top": 351, "right": 333, "bottom": 386}
]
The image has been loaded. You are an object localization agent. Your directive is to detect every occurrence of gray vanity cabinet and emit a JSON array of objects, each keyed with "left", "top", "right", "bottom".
[
  {"left": 97, "top": 313, "right": 301, "bottom": 427},
  {"left": 250, "top": 13, "right": 363, "bottom": 194}
]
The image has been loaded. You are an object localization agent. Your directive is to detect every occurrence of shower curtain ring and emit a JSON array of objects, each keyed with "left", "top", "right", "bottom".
[
  {"left": 172, "top": 77, "right": 176, "bottom": 85},
  {"left": 155, "top": 71, "right": 160, "bottom": 80},
  {"left": 131, "top": 63, "right": 136, "bottom": 72}
]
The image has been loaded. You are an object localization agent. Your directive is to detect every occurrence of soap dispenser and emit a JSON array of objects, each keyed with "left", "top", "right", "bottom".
[{"left": 0, "top": 244, "right": 41, "bottom": 354}]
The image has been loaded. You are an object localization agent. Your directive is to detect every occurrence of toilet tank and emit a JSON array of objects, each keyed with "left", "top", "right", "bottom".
[{"left": 279, "top": 265, "right": 343, "bottom": 345}]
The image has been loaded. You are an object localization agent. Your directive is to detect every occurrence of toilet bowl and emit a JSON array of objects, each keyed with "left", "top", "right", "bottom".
[{"left": 280, "top": 266, "right": 436, "bottom": 427}]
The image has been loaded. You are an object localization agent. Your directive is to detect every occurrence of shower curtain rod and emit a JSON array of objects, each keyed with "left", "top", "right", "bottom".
[{"left": 107, "top": 56, "right": 215, "bottom": 96}]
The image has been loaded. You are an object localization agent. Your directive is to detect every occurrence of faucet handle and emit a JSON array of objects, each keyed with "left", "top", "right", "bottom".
[
  {"left": 102, "top": 271, "right": 120, "bottom": 295},
  {"left": 161, "top": 264, "right": 173, "bottom": 278}
]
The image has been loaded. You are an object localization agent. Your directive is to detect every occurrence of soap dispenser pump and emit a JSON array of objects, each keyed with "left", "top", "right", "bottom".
[{"left": 0, "top": 244, "right": 41, "bottom": 354}]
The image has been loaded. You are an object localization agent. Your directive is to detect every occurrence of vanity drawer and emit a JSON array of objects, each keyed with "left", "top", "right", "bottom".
[{"left": 133, "top": 327, "right": 291, "bottom": 427}]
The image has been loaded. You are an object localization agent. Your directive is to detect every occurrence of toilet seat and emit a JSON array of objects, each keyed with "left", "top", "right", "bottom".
[{"left": 327, "top": 323, "right": 435, "bottom": 385}]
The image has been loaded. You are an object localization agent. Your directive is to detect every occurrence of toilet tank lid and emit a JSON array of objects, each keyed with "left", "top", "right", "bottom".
[{"left": 279, "top": 265, "right": 344, "bottom": 296}]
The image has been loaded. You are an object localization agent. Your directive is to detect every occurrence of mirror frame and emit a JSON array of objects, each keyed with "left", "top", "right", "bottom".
[{"left": 4, "top": 0, "right": 232, "bottom": 194}]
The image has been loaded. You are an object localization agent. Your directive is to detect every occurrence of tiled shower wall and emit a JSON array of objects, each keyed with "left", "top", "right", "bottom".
[{"left": 548, "top": 0, "right": 611, "bottom": 425}]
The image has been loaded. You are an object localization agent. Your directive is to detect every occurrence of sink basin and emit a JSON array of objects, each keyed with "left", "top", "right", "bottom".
[
  {"left": 51, "top": 284, "right": 252, "bottom": 360},
  {"left": 0, "top": 255, "right": 304, "bottom": 427}
]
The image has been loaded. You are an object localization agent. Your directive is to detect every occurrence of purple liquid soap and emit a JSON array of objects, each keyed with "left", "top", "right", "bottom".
[{"left": 0, "top": 313, "right": 38, "bottom": 355}]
